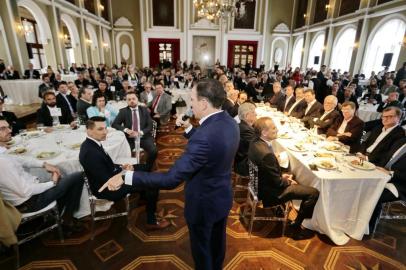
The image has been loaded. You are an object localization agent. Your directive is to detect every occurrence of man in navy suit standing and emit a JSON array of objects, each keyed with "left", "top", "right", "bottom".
[{"left": 100, "top": 79, "right": 240, "bottom": 270}]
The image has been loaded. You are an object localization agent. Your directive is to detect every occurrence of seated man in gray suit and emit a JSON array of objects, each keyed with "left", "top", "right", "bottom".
[
  {"left": 150, "top": 82, "right": 172, "bottom": 125},
  {"left": 139, "top": 82, "right": 156, "bottom": 108}
]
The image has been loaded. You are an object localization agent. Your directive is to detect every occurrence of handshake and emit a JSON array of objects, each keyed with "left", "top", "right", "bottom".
[{"left": 98, "top": 163, "right": 133, "bottom": 192}]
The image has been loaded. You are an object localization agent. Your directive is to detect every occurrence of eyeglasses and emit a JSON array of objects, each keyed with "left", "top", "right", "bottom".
[{"left": 0, "top": 126, "right": 11, "bottom": 131}]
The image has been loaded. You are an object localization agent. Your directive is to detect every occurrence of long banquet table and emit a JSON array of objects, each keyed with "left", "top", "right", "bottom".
[
  {"left": 0, "top": 79, "right": 42, "bottom": 105},
  {"left": 255, "top": 106, "right": 391, "bottom": 245},
  {"left": 7, "top": 126, "right": 133, "bottom": 218}
]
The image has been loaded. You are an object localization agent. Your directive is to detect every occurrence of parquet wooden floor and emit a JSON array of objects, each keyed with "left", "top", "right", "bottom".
[{"left": 1, "top": 120, "right": 405, "bottom": 270}]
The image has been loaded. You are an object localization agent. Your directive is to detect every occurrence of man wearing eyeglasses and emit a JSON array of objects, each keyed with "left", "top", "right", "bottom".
[{"left": 358, "top": 107, "right": 405, "bottom": 166}]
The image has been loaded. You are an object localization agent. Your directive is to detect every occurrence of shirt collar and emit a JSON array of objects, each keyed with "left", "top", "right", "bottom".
[
  {"left": 87, "top": 136, "right": 102, "bottom": 147},
  {"left": 199, "top": 110, "right": 222, "bottom": 125},
  {"left": 323, "top": 109, "right": 334, "bottom": 115},
  {"left": 0, "top": 145, "right": 6, "bottom": 153},
  {"left": 383, "top": 125, "right": 397, "bottom": 133},
  {"left": 308, "top": 99, "right": 316, "bottom": 106},
  {"left": 261, "top": 138, "right": 272, "bottom": 147}
]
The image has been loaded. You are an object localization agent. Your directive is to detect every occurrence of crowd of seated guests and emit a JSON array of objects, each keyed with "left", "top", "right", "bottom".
[{"left": 1, "top": 57, "right": 405, "bottom": 241}]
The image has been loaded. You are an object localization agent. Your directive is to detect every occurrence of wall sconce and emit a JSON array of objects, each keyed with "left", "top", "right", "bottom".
[
  {"left": 86, "top": 39, "right": 92, "bottom": 45},
  {"left": 102, "top": 42, "right": 109, "bottom": 49},
  {"left": 303, "top": 13, "right": 307, "bottom": 19},
  {"left": 325, "top": 4, "right": 331, "bottom": 11},
  {"left": 17, "top": 24, "right": 23, "bottom": 33},
  {"left": 99, "top": 4, "right": 104, "bottom": 11}
]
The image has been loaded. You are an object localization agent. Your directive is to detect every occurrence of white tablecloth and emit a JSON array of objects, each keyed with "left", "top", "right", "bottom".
[
  {"left": 256, "top": 107, "right": 391, "bottom": 245},
  {"left": 0, "top": 79, "right": 42, "bottom": 105},
  {"left": 357, "top": 103, "right": 381, "bottom": 122},
  {"left": 61, "top": 74, "right": 78, "bottom": 82},
  {"left": 9, "top": 126, "right": 132, "bottom": 218}
]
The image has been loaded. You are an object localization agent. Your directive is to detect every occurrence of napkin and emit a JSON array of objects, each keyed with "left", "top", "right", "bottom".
[{"left": 278, "top": 151, "right": 289, "bottom": 169}]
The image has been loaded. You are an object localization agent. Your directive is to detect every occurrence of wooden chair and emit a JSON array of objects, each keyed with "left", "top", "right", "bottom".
[
  {"left": 379, "top": 200, "right": 406, "bottom": 220},
  {"left": 241, "top": 160, "right": 292, "bottom": 237}
]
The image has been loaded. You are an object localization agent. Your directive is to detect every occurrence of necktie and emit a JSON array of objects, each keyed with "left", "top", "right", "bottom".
[
  {"left": 132, "top": 109, "right": 139, "bottom": 132},
  {"left": 385, "top": 144, "right": 406, "bottom": 170},
  {"left": 152, "top": 95, "right": 161, "bottom": 111}
]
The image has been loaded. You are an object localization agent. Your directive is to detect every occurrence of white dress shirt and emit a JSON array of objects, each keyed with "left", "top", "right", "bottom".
[
  {"left": 320, "top": 109, "right": 334, "bottom": 121},
  {"left": 123, "top": 107, "right": 143, "bottom": 135},
  {"left": 304, "top": 100, "right": 316, "bottom": 115},
  {"left": 146, "top": 92, "right": 153, "bottom": 103},
  {"left": 0, "top": 146, "right": 51, "bottom": 206},
  {"left": 366, "top": 125, "right": 397, "bottom": 153},
  {"left": 283, "top": 95, "right": 293, "bottom": 111},
  {"left": 337, "top": 117, "right": 353, "bottom": 134},
  {"left": 288, "top": 98, "right": 304, "bottom": 115}
]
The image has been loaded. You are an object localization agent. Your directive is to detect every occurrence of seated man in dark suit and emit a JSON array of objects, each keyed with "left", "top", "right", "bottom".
[
  {"left": 267, "top": 81, "right": 285, "bottom": 108},
  {"left": 76, "top": 87, "right": 93, "bottom": 123},
  {"left": 368, "top": 137, "right": 406, "bottom": 235},
  {"left": 56, "top": 81, "right": 77, "bottom": 117},
  {"left": 248, "top": 117, "right": 319, "bottom": 240},
  {"left": 326, "top": 101, "right": 364, "bottom": 153},
  {"left": 222, "top": 89, "right": 239, "bottom": 117},
  {"left": 79, "top": 116, "right": 168, "bottom": 230},
  {"left": 37, "top": 91, "right": 75, "bottom": 127},
  {"left": 301, "top": 89, "right": 323, "bottom": 128},
  {"left": 5, "top": 66, "right": 20, "bottom": 80},
  {"left": 286, "top": 87, "right": 307, "bottom": 118},
  {"left": 361, "top": 85, "right": 382, "bottom": 105},
  {"left": 112, "top": 92, "right": 158, "bottom": 171},
  {"left": 23, "top": 63, "right": 40, "bottom": 79},
  {"left": 74, "top": 72, "right": 90, "bottom": 88},
  {"left": 0, "top": 97, "right": 25, "bottom": 135},
  {"left": 38, "top": 74, "right": 54, "bottom": 98},
  {"left": 151, "top": 82, "right": 172, "bottom": 125},
  {"left": 234, "top": 102, "right": 256, "bottom": 176},
  {"left": 309, "top": 95, "right": 340, "bottom": 134},
  {"left": 338, "top": 86, "right": 359, "bottom": 110},
  {"left": 279, "top": 85, "right": 295, "bottom": 113},
  {"left": 377, "top": 91, "right": 403, "bottom": 112},
  {"left": 358, "top": 106, "right": 405, "bottom": 166}
]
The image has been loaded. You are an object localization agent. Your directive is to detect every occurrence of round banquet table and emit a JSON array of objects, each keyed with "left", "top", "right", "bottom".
[
  {"left": 61, "top": 74, "right": 78, "bottom": 82},
  {"left": 0, "top": 79, "right": 42, "bottom": 105},
  {"left": 8, "top": 126, "right": 133, "bottom": 218}
]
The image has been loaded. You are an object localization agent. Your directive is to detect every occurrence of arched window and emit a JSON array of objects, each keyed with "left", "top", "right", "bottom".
[
  {"left": 362, "top": 19, "right": 406, "bottom": 75},
  {"left": 291, "top": 37, "right": 303, "bottom": 69},
  {"left": 331, "top": 28, "right": 356, "bottom": 72},
  {"left": 308, "top": 33, "right": 325, "bottom": 71}
]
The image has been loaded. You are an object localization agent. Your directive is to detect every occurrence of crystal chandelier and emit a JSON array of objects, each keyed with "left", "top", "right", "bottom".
[{"left": 194, "top": 0, "right": 254, "bottom": 21}]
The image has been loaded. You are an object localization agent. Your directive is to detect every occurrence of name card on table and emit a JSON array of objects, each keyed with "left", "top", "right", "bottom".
[{"left": 49, "top": 107, "right": 62, "bottom": 117}]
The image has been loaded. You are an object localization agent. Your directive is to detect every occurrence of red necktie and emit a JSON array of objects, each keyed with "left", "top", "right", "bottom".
[
  {"left": 132, "top": 109, "right": 139, "bottom": 131},
  {"left": 152, "top": 94, "right": 161, "bottom": 111}
]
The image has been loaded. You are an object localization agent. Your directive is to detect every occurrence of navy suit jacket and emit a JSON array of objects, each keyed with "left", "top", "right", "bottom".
[{"left": 130, "top": 111, "right": 239, "bottom": 224}]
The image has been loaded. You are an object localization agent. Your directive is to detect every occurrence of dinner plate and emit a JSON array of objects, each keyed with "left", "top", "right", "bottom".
[
  {"left": 314, "top": 152, "right": 335, "bottom": 158},
  {"left": 278, "top": 133, "right": 292, "bottom": 139},
  {"left": 25, "top": 130, "right": 44, "bottom": 138},
  {"left": 347, "top": 157, "right": 376, "bottom": 171},
  {"left": 323, "top": 144, "right": 344, "bottom": 152},
  {"left": 54, "top": 124, "right": 71, "bottom": 130},
  {"left": 8, "top": 147, "right": 29, "bottom": 155},
  {"left": 314, "top": 158, "right": 337, "bottom": 170},
  {"left": 65, "top": 142, "right": 82, "bottom": 150},
  {"left": 35, "top": 151, "right": 60, "bottom": 160},
  {"left": 288, "top": 144, "right": 307, "bottom": 152},
  {"left": 6, "top": 137, "right": 21, "bottom": 147}
]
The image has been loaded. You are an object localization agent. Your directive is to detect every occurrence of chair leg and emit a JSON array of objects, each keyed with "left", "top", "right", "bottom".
[
  {"left": 90, "top": 202, "right": 96, "bottom": 240},
  {"left": 248, "top": 202, "right": 257, "bottom": 238},
  {"left": 13, "top": 244, "right": 19, "bottom": 270},
  {"left": 125, "top": 196, "right": 130, "bottom": 224},
  {"left": 54, "top": 207, "right": 64, "bottom": 243}
]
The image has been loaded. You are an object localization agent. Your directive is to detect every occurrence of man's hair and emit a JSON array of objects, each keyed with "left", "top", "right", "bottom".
[
  {"left": 43, "top": 91, "right": 56, "bottom": 99},
  {"left": 304, "top": 88, "right": 315, "bottom": 95},
  {"left": 195, "top": 79, "right": 225, "bottom": 109},
  {"left": 0, "top": 116, "right": 6, "bottom": 121},
  {"left": 325, "top": 95, "right": 338, "bottom": 105},
  {"left": 126, "top": 91, "right": 137, "bottom": 97},
  {"left": 155, "top": 82, "right": 164, "bottom": 88},
  {"left": 86, "top": 116, "right": 106, "bottom": 129},
  {"left": 79, "top": 87, "right": 91, "bottom": 98},
  {"left": 238, "top": 102, "right": 256, "bottom": 121},
  {"left": 42, "top": 74, "right": 49, "bottom": 80},
  {"left": 253, "top": 117, "right": 273, "bottom": 137},
  {"left": 98, "top": 80, "right": 108, "bottom": 86},
  {"left": 57, "top": 81, "right": 68, "bottom": 88},
  {"left": 341, "top": 101, "right": 356, "bottom": 110},
  {"left": 383, "top": 106, "right": 402, "bottom": 118},
  {"left": 295, "top": 87, "right": 305, "bottom": 93}
]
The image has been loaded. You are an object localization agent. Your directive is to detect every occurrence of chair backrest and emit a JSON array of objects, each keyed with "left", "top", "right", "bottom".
[
  {"left": 151, "top": 120, "right": 157, "bottom": 139},
  {"left": 248, "top": 160, "right": 259, "bottom": 195}
]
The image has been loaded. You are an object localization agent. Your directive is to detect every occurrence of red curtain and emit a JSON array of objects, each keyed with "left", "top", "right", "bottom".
[
  {"left": 227, "top": 40, "right": 258, "bottom": 69},
  {"left": 148, "top": 38, "right": 180, "bottom": 69}
]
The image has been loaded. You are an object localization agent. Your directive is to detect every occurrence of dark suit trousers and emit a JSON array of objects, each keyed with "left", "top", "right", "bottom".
[
  {"left": 127, "top": 136, "right": 158, "bottom": 171},
  {"left": 369, "top": 188, "right": 397, "bottom": 234},
  {"left": 277, "top": 184, "right": 319, "bottom": 225},
  {"left": 187, "top": 216, "right": 228, "bottom": 270},
  {"left": 16, "top": 172, "right": 84, "bottom": 216}
]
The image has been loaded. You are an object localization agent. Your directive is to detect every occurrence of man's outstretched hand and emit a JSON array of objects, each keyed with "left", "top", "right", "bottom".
[{"left": 98, "top": 173, "right": 124, "bottom": 192}]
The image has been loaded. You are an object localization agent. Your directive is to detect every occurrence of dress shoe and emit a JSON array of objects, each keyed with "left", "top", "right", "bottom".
[{"left": 145, "top": 220, "right": 171, "bottom": 230}]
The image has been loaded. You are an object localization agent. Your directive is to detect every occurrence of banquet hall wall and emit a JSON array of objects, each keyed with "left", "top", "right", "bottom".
[{"left": 0, "top": 0, "right": 405, "bottom": 74}]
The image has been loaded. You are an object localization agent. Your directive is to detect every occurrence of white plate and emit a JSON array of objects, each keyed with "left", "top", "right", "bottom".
[
  {"left": 347, "top": 157, "right": 376, "bottom": 171},
  {"left": 278, "top": 133, "right": 292, "bottom": 139},
  {"left": 8, "top": 147, "right": 29, "bottom": 155},
  {"left": 35, "top": 151, "right": 60, "bottom": 160},
  {"left": 25, "top": 131, "right": 44, "bottom": 138},
  {"left": 314, "top": 158, "right": 337, "bottom": 170},
  {"left": 6, "top": 137, "right": 21, "bottom": 147},
  {"left": 323, "top": 144, "right": 344, "bottom": 152},
  {"left": 64, "top": 142, "right": 82, "bottom": 150},
  {"left": 288, "top": 144, "right": 307, "bottom": 152},
  {"left": 314, "top": 152, "right": 335, "bottom": 158}
]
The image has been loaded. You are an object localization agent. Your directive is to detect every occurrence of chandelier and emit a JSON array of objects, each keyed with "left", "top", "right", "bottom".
[{"left": 194, "top": 0, "right": 254, "bottom": 21}]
